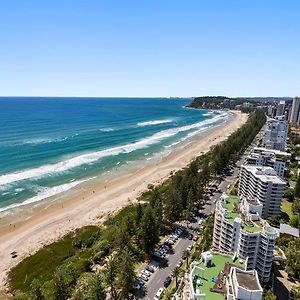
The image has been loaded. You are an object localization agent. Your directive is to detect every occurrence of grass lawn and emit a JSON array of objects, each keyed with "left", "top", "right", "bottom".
[
  {"left": 281, "top": 199, "right": 293, "bottom": 219},
  {"left": 8, "top": 226, "right": 101, "bottom": 292}
]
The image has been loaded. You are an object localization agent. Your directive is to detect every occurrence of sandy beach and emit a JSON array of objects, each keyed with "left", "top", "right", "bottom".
[{"left": 0, "top": 110, "right": 247, "bottom": 291}]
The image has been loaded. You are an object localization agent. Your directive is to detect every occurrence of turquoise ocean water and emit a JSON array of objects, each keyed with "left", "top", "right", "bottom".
[{"left": 0, "top": 97, "right": 229, "bottom": 215}]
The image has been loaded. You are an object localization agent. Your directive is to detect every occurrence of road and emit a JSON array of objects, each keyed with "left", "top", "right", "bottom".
[
  {"left": 141, "top": 145, "right": 253, "bottom": 299},
  {"left": 142, "top": 232, "right": 193, "bottom": 299}
]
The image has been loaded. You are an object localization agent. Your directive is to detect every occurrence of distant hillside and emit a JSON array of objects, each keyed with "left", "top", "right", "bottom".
[{"left": 187, "top": 96, "right": 292, "bottom": 109}]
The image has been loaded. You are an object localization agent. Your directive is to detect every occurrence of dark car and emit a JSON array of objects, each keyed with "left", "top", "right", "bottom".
[
  {"left": 145, "top": 265, "right": 155, "bottom": 273},
  {"left": 188, "top": 233, "right": 193, "bottom": 240},
  {"left": 163, "top": 276, "right": 172, "bottom": 287}
]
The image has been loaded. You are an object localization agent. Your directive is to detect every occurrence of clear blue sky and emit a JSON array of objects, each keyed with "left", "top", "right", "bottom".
[{"left": 0, "top": 0, "right": 299, "bottom": 97}]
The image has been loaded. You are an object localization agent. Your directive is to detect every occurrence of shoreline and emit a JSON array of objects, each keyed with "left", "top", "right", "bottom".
[{"left": 0, "top": 110, "right": 248, "bottom": 290}]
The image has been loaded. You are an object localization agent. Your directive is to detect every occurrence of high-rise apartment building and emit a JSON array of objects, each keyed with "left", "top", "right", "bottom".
[
  {"left": 263, "top": 116, "right": 288, "bottom": 151},
  {"left": 213, "top": 194, "right": 278, "bottom": 282},
  {"left": 246, "top": 147, "right": 291, "bottom": 178},
  {"left": 238, "top": 165, "right": 286, "bottom": 218},
  {"left": 289, "top": 97, "right": 300, "bottom": 123},
  {"left": 276, "top": 101, "right": 285, "bottom": 117}
]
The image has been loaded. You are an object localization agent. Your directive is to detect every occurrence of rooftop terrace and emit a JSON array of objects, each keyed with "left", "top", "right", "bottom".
[
  {"left": 222, "top": 195, "right": 263, "bottom": 233},
  {"left": 190, "top": 254, "right": 243, "bottom": 300}
]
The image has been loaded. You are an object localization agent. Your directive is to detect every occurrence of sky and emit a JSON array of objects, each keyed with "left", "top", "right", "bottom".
[{"left": 0, "top": 0, "right": 299, "bottom": 97}]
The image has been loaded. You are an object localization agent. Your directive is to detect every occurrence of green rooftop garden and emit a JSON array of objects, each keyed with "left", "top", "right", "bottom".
[
  {"left": 223, "top": 196, "right": 263, "bottom": 233},
  {"left": 223, "top": 196, "right": 240, "bottom": 223},
  {"left": 191, "top": 254, "right": 243, "bottom": 300}
]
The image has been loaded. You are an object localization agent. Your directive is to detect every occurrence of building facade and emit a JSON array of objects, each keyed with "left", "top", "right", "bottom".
[
  {"left": 238, "top": 165, "right": 285, "bottom": 218},
  {"left": 276, "top": 100, "right": 285, "bottom": 117},
  {"left": 213, "top": 194, "right": 278, "bottom": 282},
  {"left": 246, "top": 147, "right": 291, "bottom": 178},
  {"left": 226, "top": 267, "right": 263, "bottom": 300},
  {"left": 289, "top": 96, "right": 300, "bottom": 124},
  {"left": 263, "top": 116, "right": 288, "bottom": 151}
]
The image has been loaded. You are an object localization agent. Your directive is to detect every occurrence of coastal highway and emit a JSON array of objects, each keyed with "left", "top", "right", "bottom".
[{"left": 141, "top": 147, "right": 250, "bottom": 299}]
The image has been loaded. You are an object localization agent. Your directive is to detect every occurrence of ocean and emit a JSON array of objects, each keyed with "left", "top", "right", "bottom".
[{"left": 0, "top": 97, "right": 229, "bottom": 215}]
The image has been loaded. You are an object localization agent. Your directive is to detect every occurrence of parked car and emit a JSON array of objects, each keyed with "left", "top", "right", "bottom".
[
  {"left": 163, "top": 276, "right": 172, "bottom": 287},
  {"left": 140, "top": 274, "right": 148, "bottom": 281},
  {"left": 187, "top": 245, "right": 193, "bottom": 251},
  {"left": 193, "top": 235, "right": 199, "bottom": 241},
  {"left": 177, "top": 261, "right": 183, "bottom": 268},
  {"left": 188, "top": 233, "right": 193, "bottom": 240},
  {"left": 145, "top": 265, "right": 154, "bottom": 273},
  {"left": 141, "top": 270, "right": 151, "bottom": 277},
  {"left": 154, "top": 287, "right": 164, "bottom": 300}
]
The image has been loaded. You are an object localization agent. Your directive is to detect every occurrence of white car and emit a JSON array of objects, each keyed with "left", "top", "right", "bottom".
[
  {"left": 140, "top": 274, "right": 148, "bottom": 281},
  {"left": 187, "top": 245, "right": 193, "bottom": 251},
  {"left": 154, "top": 287, "right": 164, "bottom": 300}
]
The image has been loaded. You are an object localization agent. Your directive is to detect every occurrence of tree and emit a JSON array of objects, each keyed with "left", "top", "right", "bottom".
[
  {"left": 295, "top": 176, "right": 300, "bottom": 198},
  {"left": 292, "top": 198, "right": 300, "bottom": 214},
  {"left": 30, "top": 279, "right": 44, "bottom": 300},
  {"left": 115, "top": 221, "right": 132, "bottom": 251},
  {"left": 104, "top": 257, "right": 118, "bottom": 300},
  {"left": 183, "top": 250, "right": 192, "bottom": 268},
  {"left": 135, "top": 202, "right": 143, "bottom": 227},
  {"left": 291, "top": 286, "right": 300, "bottom": 299},
  {"left": 52, "top": 265, "right": 75, "bottom": 300},
  {"left": 139, "top": 206, "right": 159, "bottom": 255},
  {"left": 164, "top": 188, "right": 182, "bottom": 226},
  {"left": 289, "top": 214, "right": 300, "bottom": 230},
  {"left": 285, "top": 188, "right": 295, "bottom": 202},
  {"left": 72, "top": 273, "right": 106, "bottom": 300},
  {"left": 173, "top": 267, "right": 182, "bottom": 288},
  {"left": 285, "top": 238, "right": 300, "bottom": 278},
  {"left": 263, "top": 289, "right": 276, "bottom": 300},
  {"left": 117, "top": 249, "right": 137, "bottom": 299}
]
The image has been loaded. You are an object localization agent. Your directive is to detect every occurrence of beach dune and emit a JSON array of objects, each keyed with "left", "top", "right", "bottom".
[{"left": 0, "top": 110, "right": 247, "bottom": 290}]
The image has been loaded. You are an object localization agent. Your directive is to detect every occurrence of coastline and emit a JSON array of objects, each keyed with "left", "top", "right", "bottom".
[{"left": 0, "top": 110, "right": 248, "bottom": 290}]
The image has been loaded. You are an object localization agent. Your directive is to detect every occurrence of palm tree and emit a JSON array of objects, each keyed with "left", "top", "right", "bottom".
[
  {"left": 183, "top": 250, "right": 192, "bottom": 268},
  {"left": 173, "top": 266, "right": 182, "bottom": 288}
]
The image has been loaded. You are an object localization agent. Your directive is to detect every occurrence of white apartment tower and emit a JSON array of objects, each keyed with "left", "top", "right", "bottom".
[
  {"left": 246, "top": 147, "right": 291, "bottom": 178},
  {"left": 263, "top": 116, "right": 288, "bottom": 151},
  {"left": 213, "top": 194, "right": 278, "bottom": 282},
  {"left": 289, "top": 96, "right": 300, "bottom": 123},
  {"left": 276, "top": 100, "right": 285, "bottom": 117},
  {"left": 238, "top": 165, "right": 286, "bottom": 218}
]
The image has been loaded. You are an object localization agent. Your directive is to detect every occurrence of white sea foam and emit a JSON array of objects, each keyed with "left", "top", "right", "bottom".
[
  {"left": 4, "top": 135, "right": 78, "bottom": 146},
  {"left": 137, "top": 119, "right": 173, "bottom": 127},
  {"left": 99, "top": 128, "right": 115, "bottom": 132},
  {"left": 0, "top": 178, "right": 94, "bottom": 213},
  {"left": 0, "top": 112, "right": 228, "bottom": 187}
]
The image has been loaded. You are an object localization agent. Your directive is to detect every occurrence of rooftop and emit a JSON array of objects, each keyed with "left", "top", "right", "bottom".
[
  {"left": 235, "top": 269, "right": 262, "bottom": 290},
  {"left": 242, "top": 165, "right": 285, "bottom": 184},
  {"left": 279, "top": 224, "right": 299, "bottom": 238},
  {"left": 190, "top": 254, "right": 244, "bottom": 300},
  {"left": 221, "top": 195, "right": 263, "bottom": 233}
]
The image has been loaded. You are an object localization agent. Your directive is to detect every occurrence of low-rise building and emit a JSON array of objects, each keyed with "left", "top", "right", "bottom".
[
  {"left": 213, "top": 194, "right": 278, "bottom": 282},
  {"left": 238, "top": 165, "right": 286, "bottom": 218}
]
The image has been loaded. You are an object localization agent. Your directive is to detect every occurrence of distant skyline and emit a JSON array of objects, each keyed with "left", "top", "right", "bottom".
[{"left": 0, "top": 0, "right": 299, "bottom": 97}]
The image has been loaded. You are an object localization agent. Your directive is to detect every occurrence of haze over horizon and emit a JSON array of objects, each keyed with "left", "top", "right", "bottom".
[{"left": 0, "top": 0, "right": 299, "bottom": 98}]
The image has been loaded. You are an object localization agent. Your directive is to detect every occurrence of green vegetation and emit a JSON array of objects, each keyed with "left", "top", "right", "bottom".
[
  {"left": 281, "top": 199, "right": 293, "bottom": 218},
  {"left": 8, "top": 109, "right": 266, "bottom": 299},
  {"left": 190, "top": 254, "right": 243, "bottom": 300}
]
